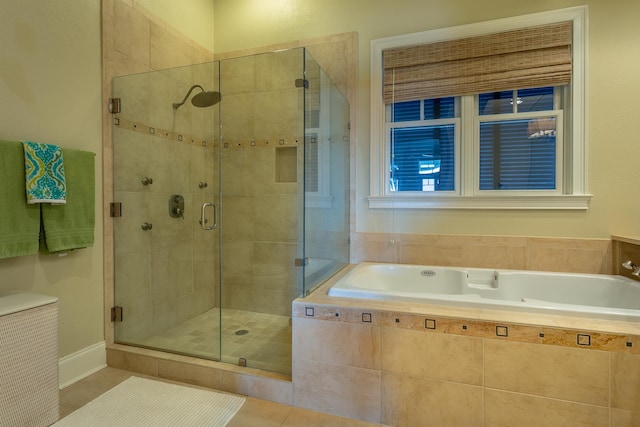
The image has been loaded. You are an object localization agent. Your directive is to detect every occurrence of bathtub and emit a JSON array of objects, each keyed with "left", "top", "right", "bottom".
[{"left": 327, "top": 263, "right": 640, "bottom": 322}]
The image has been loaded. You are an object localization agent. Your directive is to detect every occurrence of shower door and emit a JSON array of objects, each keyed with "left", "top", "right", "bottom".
[{"left": 112, "top": 61, "right": 222, "bottom": 361}]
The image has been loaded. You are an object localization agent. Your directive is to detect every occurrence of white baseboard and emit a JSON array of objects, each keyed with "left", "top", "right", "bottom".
[{"left": 58, "top": 341, "right": 107, "bottom": 389}]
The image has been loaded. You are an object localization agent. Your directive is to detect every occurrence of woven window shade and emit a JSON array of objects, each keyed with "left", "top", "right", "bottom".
[{"left": 383, "top": 21, "right": 573, "bottom": 103}]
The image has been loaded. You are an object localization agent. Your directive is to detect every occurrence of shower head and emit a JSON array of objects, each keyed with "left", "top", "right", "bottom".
[
  {"left": 172, "top": 84, "right": 221, "bottom": 109},
  {"left": 191, "top": 90, "right": 221, "bottom": 108}
]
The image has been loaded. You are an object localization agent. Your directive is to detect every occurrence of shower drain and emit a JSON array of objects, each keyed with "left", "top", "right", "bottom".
[{"left": 235, "top": 329, "right": 249, "bottom": 336}]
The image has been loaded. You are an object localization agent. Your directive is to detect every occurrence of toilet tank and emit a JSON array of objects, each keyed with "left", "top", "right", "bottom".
[{"left": 0, "top": 293, "right": 59, "bottom": 427}]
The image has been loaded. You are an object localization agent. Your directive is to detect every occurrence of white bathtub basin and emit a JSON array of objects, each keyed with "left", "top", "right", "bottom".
[{"left": 327, "top": 263, "right": 640, "bottom": 321}]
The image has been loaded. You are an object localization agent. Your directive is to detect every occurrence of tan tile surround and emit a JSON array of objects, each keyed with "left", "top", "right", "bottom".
[
  {"left": 350, "top": 232, "right": 614, "bottom": 274},
  {"left": 291, "top": 253, "right": 640, "bottom": 426}
]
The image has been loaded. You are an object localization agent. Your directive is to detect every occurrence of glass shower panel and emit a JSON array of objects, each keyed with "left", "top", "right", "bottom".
[
  {"left": 112, "top": 47, "right": 347, "bottom": 376},
  {"left": 217, "top": 48, "right": 305, "bottom": 375},
  {"left": 303, "top": 51, "right": 351, "bottom": 296},
  {"left": 112, "top": 61, "right": 221, "bottom": 361}
]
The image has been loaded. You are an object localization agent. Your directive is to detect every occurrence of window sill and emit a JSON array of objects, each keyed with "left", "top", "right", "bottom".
[{"left": 367, "top": 194, "right": 592, "bottom": 210}]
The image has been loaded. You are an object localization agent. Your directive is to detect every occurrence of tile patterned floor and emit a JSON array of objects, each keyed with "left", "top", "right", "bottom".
[
  {"left": 59, "top": 367, "right": 387, "bottom": 427},
  {"left": 136, "top": 308, "right": 292, "bottom": 375}
]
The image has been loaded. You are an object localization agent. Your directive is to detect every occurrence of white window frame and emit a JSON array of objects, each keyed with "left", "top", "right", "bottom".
[{"left": 368, "top": 6, "right": 591, "bottom": 210}]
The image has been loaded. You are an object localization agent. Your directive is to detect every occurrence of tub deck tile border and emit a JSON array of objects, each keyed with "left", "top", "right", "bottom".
[{"left": 294, "top": 303, "right": 640, "bottom": 354}]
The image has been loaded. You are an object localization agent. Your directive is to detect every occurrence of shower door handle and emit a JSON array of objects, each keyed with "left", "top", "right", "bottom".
[{"left": 200, "top": 202, "right": 217, "bottom": 230}]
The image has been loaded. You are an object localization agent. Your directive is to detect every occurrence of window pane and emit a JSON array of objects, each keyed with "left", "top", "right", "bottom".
[
  {"left": 392, "top": 100, "right": 420, "bottom": 122},
  {"left": 479, "top": 118, "right": 556, "bottom": 190},
  {"left": 479, "top": 90, "right": 513, "bottom": 115},
  {"left": 424, "top": 97, "right": 455, "bottom": 119},
  {"left": 517, "top": 87, "right": 554, "bottom": 112},
  {"left": 390, "top": 125, "right": 455, "bottom": 192}
]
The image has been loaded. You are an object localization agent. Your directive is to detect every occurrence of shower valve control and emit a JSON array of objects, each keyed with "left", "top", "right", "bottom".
[{"left": 169, "top": 194, "right": 185, "bottom": 219}]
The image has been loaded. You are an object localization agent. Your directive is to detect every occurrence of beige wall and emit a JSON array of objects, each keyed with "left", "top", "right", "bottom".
[
  {"left": 213, "top": 0, "right": 640, "bottom": 239},
  {"left": 0, "top": 0, "right": 103, "bottom": 357}
]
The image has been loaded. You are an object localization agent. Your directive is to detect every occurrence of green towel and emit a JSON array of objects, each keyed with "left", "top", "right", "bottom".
[
  {"left": 40, "top": 148, "right": 95, "bottom": 254},
  {"left": 0, "top": 140, "right": 41, "bottom": 258}
]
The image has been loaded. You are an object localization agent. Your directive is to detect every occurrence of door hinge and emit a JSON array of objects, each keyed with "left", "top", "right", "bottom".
[
  {"left": 111, "top": 306, "right": 123, "bottom": 322},
  {"left": 110, "top": 202, "right": 122, "bottom": 217},
  {"left": 294, "top": 257, "right": 309, "bottom": 267},
  {"left": 295, "top": 78, "right": 309, "bottom": 89},
  {"left": 109, "top": 98, "right": 121, "bottom": 114}
]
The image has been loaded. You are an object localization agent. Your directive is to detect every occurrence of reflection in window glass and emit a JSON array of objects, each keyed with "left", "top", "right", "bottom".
[
  {"left": 517, "top": 87, "right": 555, "bottom": 113},
  {"left": 478, "top": 90, "right": 514, "bottom": 115},
  {"left": 423, "top": 97, "right": 455, "bottom": 120},
  {"left": 479, "top": 87, "right": 556, "bottom": 115},
  {"left": 391, "top": 97, "right": 456, "bottom": 122}
]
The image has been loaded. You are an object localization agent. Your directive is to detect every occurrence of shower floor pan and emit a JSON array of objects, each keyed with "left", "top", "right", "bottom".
[{"left": 136, "top": 308, "right": 292, "bottom": 375}]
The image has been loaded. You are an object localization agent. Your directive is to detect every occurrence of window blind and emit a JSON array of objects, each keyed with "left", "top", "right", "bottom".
[
  {"left": 383, "top": 21, "right": 573, "bottom": 103},
  {"left": 479, "top": 119, "right": 557, "bottom": 190}
]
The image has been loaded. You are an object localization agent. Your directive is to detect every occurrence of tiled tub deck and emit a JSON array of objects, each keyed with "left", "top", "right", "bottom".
[{"left": 292, "top": 265, "right": 640, "bottom": 426}]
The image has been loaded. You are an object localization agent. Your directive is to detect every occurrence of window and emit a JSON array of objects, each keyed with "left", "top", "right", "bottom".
[
  {"left": 369, "top": 7, "right": 590, "bottom": 209},
  {"left": 477, "top": 87, "right": 561, "bottom": 192},
  {"left": 389, "top": 97, "right": 457, "bottom": 192}
]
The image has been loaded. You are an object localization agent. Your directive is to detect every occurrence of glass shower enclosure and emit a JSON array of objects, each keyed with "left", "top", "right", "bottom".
[{"left": 111, "top": 48, "right": 349, "bottom": 375}]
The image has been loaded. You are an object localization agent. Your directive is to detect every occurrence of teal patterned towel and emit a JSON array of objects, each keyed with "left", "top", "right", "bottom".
[{"left": 23, "top": 141, "right": 67, "bottom": 204}]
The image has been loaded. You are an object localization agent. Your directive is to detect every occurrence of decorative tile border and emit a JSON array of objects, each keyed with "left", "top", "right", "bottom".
[
  {"left": 294, "top": 303, "right": 640, "bottom": 354},
  {"left": 114, "top": 115, "right": 302, "bottom": 152},
  {"left": 221, "top": 137, "right": 302, "bottom": 150},
  {"left": 114, "top": 116, "right": 214, "bottom": 149},
  {"left": 113, "top": 117, "right": 303, "bottom": 154}
]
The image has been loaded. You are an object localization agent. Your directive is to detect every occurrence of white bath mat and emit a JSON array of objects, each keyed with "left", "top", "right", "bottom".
[{"left": 54, "top": 376, "right": 245, "bottom": 427}]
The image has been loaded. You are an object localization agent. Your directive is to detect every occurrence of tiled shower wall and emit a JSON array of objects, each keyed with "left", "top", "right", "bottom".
[{"left": 102, "top": 0, "right": 216, "bottom": 343}]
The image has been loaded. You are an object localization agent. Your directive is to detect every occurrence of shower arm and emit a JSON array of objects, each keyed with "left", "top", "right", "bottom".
[{"left": 172, "top": 85, "right": 205, "bottom": 109}]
